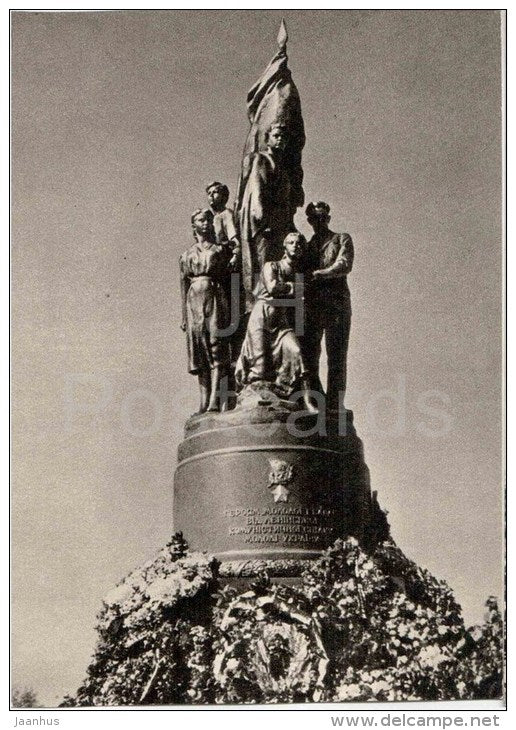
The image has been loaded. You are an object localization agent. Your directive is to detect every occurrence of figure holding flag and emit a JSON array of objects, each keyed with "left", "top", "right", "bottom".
[{"left": 235, "top": 21, "right": 306, "bottom": 311}]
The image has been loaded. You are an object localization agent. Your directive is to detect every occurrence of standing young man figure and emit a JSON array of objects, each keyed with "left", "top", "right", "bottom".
[{"left": 304, "top": 201, "right": 354, "bottom": 413}]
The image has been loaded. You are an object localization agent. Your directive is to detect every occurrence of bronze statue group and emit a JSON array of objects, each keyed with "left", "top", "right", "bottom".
[{"left": 180, "top": 123, "right": 353, "bottom": 416}]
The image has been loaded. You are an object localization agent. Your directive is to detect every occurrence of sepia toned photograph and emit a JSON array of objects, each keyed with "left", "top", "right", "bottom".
[{"left": 10, "top": 9, "right": 504, "bottom": 709}]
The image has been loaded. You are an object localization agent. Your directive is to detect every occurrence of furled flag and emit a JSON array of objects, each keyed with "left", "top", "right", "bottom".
[
  {"left": 234, "top": 20, "right": 306, "bottom": 309},
  {"left": 239, "top": 20, "right": 305, "bottom": 169}
]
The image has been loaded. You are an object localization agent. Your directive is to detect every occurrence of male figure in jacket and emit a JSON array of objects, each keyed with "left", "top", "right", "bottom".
[{"left": 304, "top": 201, "right": 354, "bottom": 413}]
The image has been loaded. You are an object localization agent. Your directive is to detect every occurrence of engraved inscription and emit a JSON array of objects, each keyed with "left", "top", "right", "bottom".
[{"left": 224, "top": 506, "right": 337, "bottom": 545}]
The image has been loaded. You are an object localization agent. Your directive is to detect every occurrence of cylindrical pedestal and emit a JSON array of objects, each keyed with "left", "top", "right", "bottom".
[{"left": 173, "top": 406, "right": 371, "bottom": 578}]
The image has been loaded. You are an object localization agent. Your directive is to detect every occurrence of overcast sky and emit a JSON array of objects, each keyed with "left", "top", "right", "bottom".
[{"left": 11, "top": 10, "right": 502, "bottom": 706}]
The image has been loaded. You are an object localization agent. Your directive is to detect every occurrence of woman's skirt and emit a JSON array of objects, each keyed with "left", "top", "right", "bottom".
[
  {"left": 235, "top": 299, "right": 306, "bottom": 393},
  {"left": 186, "top": 277, "right": 230, "bottom": 374}
]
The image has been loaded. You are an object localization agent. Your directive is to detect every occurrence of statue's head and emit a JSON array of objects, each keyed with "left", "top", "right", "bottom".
[
  {"left": 191, "top": 208, "right": 214, "bottom": 241},
  {"left": 206, "top": 181, "right": 229, "bottom": 211},
  {"left": 283, "top": 231, "right": 306, "bottom": 260},
  {"left": 306, "top": 201, "right": 331, "bottom": 230},
  {"left": 265, "top": 123, "right": 288, "bottom": 152}
]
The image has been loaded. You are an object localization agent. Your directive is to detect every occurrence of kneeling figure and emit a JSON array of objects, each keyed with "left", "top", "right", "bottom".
[{"left": 235, "top": 232, "right": 316, "bottom": 413}]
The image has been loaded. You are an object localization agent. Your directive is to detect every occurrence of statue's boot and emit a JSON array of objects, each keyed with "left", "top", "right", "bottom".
[
  {"left": 198, "top": 373, "right": 210, "bottom": 414},
  {"left": 301, "top": 376, "right": 318, "bottom": 414},
  {"left": 207, "top": 366, "right": 222, "bottom": 412}
]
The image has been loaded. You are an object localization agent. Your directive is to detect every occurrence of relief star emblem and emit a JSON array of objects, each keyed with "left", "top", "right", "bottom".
[
  {"left": 267, "top": 458, "right": 294, "bottom": 503},
  {"left": 270, "top": 483, "right": 290, "bottom": 503}
]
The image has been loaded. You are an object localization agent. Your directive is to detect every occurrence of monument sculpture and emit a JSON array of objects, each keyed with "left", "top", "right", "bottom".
[
  {"left": 206, "top": 181, "right": 240, "bottom": 270},
  {"left": 174, "top": 22, "right": 374, "bottom": 580},
  {"left": 179, "top": 208, "right": 231, "bottom": 413},
  {"left": 235, "top": 20, "right": 305, "bottom": 312},
  {"left": 304, "top": 201, "right": 354, "bottom": 411},
  {"left": 205, "top": 180, "right": 244, "bottom": 397},
  {"left": 61, "top": 18, "right": 503, "bottom": 707},
  {"left": 235, "top": 231, "right": 316, "bottom": 413}
]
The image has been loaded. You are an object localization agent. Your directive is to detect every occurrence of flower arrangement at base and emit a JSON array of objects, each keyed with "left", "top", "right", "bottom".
[{"left": 61, "top": 534, "right": 503, "bottom": 706}]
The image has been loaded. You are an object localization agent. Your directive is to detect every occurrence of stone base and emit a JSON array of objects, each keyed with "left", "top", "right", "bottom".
[{"left": 173, "top": 400, "right": 373, "bottom": 578}]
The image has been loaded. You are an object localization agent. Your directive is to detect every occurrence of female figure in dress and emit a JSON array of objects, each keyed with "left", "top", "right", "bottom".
[
  {"left": 180, "top": 208, "right": 231, "bottom": 413},
  {"left": 235, "top": 232, "right": 317, "bottom": 413}
]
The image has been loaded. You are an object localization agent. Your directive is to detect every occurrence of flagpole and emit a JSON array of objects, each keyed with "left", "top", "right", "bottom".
[{"left": 277, "top": 18, "right": 288, "bottom": 50}]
